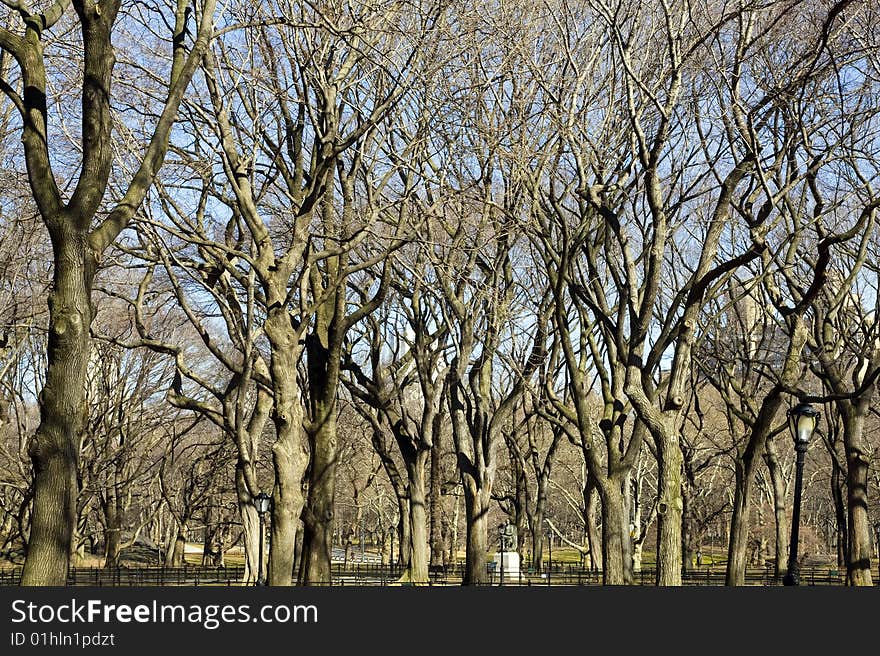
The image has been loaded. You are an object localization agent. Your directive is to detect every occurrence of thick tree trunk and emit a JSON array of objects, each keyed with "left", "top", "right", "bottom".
[
  {"left": 166, "top": 522, "right": 187, "bottom": 567},
  {"left": 726, "top": 458, "right": 755, "bottom": 586},
  {"left": 462, "top": 483, "right": 490, "bottom": 585},
  {"left": 300, "top": 413, "right": 337, "bottom": 585},
  {"left": 265, "top": 313, "right": 308, "bottom": 586},
  {"left": 655, "top": 434, "right": 683, "bottom": 586},
  {"left": 530, "top": 528, "right": 543, "bottom": 572},
  {"left": 269, "top": 420, "right": 305, "bottom": 586},
  {"left": 407, "top": 452, "right": 430, "bottom": 583},
  {"left": 599, "top": 479, "right": 631, "bottom": 584},
  {"left": 763, "top": 437, "right": 788, "bottom": 581},
  {"left": 22, "top": 234, "right": 93, "bottom": 586},
  {"left": 725, "top": 391, "right": 783, "bottom": 586},
  {"left": 842, "top": 410, "right": 873, "bottom": 586},
  {"left": 235, "top": 467, "right": 261, "bottom": 584}
]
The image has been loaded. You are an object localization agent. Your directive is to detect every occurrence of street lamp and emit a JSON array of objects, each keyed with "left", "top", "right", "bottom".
[
  {"left": 783, "top": 402, "right": 819, "bottom": 586},
  {"left": 254, "top": 491, "right": 272, "bottom": 586},
  {"left": 545, "top": 529, "right": 553, "bottom": 587}
]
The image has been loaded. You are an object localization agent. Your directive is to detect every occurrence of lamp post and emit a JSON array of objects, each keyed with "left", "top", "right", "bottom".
[
  {"left": 783, "top": 403, "right": 819, "bottom": 586},
  {"left": 498, "top": 523, "right": 505, "bottom": 586},
  {"left": 546, "top": 529, "right": 552, "bottom": 587},
  {"left": 254, "top": 491, "right": 272, "bottom": 586}
]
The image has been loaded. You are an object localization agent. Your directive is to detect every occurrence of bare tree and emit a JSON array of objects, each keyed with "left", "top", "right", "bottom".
[{"left": 0, "top": 0, "right": 216, "bottom": 584}]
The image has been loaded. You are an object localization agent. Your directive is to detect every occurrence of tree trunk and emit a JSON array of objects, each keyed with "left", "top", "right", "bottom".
[
  {"left": 429, "top": 439, "right": 445, "bottom": 568},
  {"left": 599, "top": 478, "right": 631, "bottom": 584},
  {"left": 265, "top": 314, "right": 308, "bottom": 586},
  {"left": 584, "top": 479, "right": 603, "bottom": 572},
  {"left": 269, "top": 420, "right": 305, "bottom": 586},
  {"left": 831, "top": 462, "right": 848, "bottom": 568},
  {"left": 407, "top": 452, "right": 430, "bottom": 583},
  {"left": 166, "top": 521, "right": 187, "bottom": 567},
  {"left": 22, "top": 234, "right": 93, "bottom": 585},
  {"left": 450, "top": 492, "right": 461, "bottom": 566},
  {"left": 842, "top": 409, "right": 873, "bottom": 586},
  {"left": 631, "top": 478, "right": 643, "bottom": 573},
  {"left": 235, "top": 467, "right": 261, "bottom": 584},
  {"left": 103, "top": 491, "right": 122, "bottom": 568},
  {"left": 763, "top": 437, "right": 788, "bottom": 581},
  {"left": 201, "top": 503, "right": 212, "bottom": 566},
  {"left": 681, "top": 481, "right": 694, "bottom": 575},
  {"left": 300, "top": 413, "right": 337, "bottom": 585},
  {"left": 396, "top": 493, "right": 412, "bottom": 569},
  {"left": 725, "top": 391, "right": 784, "bottom": 586},
  {"left": 726, "top": 457, "right": 755, "bottom": 586},
  {"left": 655, "top": 433, "right": 683, "bottom": 586},
  {"left": 530, "top": 525, "right": 543, "bottom": 573},
  {"left": 462, "top": 483, "right": 490, "bottom": 585}
]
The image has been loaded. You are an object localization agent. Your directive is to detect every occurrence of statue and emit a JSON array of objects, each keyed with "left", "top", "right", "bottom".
[{"left": 500, "top": 521, "right": 517, "bottom": 552}]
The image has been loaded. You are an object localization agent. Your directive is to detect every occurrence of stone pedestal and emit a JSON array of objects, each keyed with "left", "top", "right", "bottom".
[{"left": 493, "top": 552, "right": 520, "bottom": 584}]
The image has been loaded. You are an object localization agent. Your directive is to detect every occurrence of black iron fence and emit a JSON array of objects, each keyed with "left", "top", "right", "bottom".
[
  {"left": 0, "top": 565, "right": 247, "bottom": 587},
  {"left": 0, "top": 562, "right": 852, "bottom": 586}
]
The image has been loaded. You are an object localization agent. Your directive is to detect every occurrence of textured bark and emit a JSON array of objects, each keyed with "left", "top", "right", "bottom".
[
  {"left": 300, "top": 413, "right": 337, "bottom": 585},
  {"left": 21, "top": 233, "right": 93, "bottom": 585},
  {"left": 655, "top": 435, "right": 683, "bottom": 586},
  {"left": 726, "top": 458, "right": 755, "bottom": 586},
  {"left": 235, "top": 469, "right": 261, "bottom": 584},
  {"left": 300, "top": 293, "right": 345, "bottom": 585},
  {"left": 407, "top": 453, "right": 430, "bottom": 583},
  {"left": 584, "top": 478, "right": 603, "bottom": 572},
  {"left": 599, "top": 479, "right": 631, "bottom": 584},
  {"left": 842, "top": 409, "right": 873, "bottom": 585},
  {"left": 397, "top": 488, "right": 412, "bottom": 569},
  {"left": 462, "top": 483, "right": 491, "bottom": 585},
  {"left": 763, "top": 437, "right": 789, "bottom": 580},
  {"left": 268, "top": 424, "right": 304, "bottom": 586},
  {"left": 265, "top": 316, "right": 308, "bottom": 586}
]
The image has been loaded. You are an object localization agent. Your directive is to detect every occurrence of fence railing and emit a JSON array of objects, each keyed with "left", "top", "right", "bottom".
[
  {"left": 0, "top": 565, "right": 247, "bottom": 587},
  {"left": 0, "top": 563, "right": 851, "bottom": 586}
]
